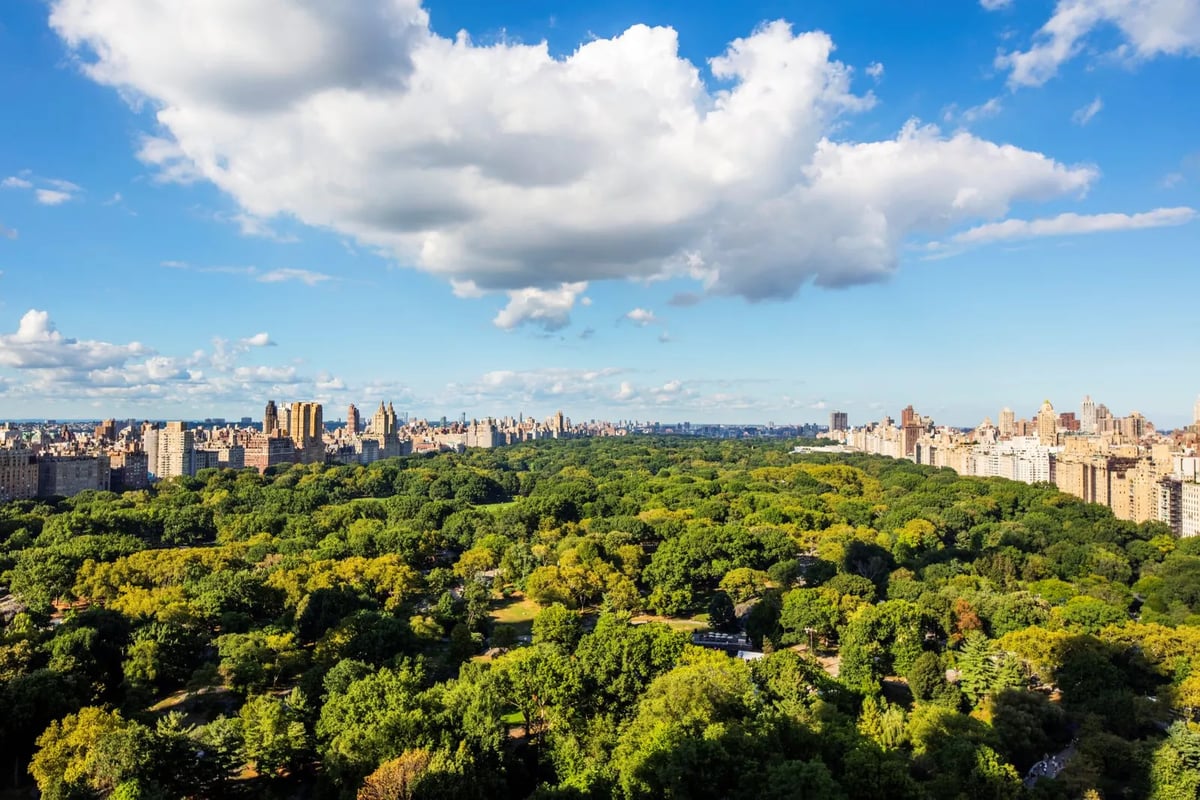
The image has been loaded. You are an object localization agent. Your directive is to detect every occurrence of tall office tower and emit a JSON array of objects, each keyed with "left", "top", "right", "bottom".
[
  {"left": 387, "top": 402, "right": 398, "bottom": 434},
  {"left": 900, "top": 405, "right": 916, "bottom": 427},
  {"left": 1036, "top": 400, "right": 1058, "bottom": 446},
  {"left": 346, "top": 404, "right": 361, "bottom": 434},
  {"left": 264, "top": 400, "right": 279, "bottom": 435},
  {"left": 158, "top": 421, "right": 195, "bottom": 478},
  {"left": 1081, "top": 395, "right": 1097, "bottom": 434},
  {"left": 998, "top": 408, "right": 1015, "bottom": 437},
  {"left": 1194, "top": 395, "right": 1200, "bottom": 426},
  {"left": 829, "top": 411, "right": 849, "bottom": 432}
]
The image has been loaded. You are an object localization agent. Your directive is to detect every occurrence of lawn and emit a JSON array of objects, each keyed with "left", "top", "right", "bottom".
[{"left": 490, "top": 592, "right": 540, "bottom": 637}]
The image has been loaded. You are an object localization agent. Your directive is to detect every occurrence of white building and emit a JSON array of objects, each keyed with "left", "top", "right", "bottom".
[{"left": 1182, "top": 482, "right": 1200, "bottom": 538}]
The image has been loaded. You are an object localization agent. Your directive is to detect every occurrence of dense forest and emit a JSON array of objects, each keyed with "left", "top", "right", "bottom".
[{"left": 1, "top": 437, "right": 1198, "bottom": 799}]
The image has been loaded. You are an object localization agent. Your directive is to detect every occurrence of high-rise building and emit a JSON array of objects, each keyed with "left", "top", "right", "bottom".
[
  {"left": 1193, "top": 395, "right": 1200, "bottom": 427},
  {"left": 1182, "top": 481, "right": 1200, "bottom": 538},
  {"left": 998, "top": 408, "right": 1015, "bottom": 438},
  {"left": 38, "top": 455, "right": 110, "bottom": 497},
  {"left": 371, "top": 401, "right": 398, "bottom": 437},
  {"left": 94, "top": 418, "right": 116, "bottom": 443},
  {"left": 1058, "top": 412, "right": 1080, "bottom": 432},
  {"left": 1036, "top": 400, "right": 1058, "bottom": 446},
  {"left": 346, "top": 404, "right": 361, "bottom": 434},
  {"left": 157, "top": 421, "right": 195, "bottom": 478},
  {"left": 264, "top": 400, "right": 279, "bottom": 435},
  {"left": 900, "top": 405, "right": 916, "bottom": 427},
  {"left": 829, "top": 411, "right": 849, "bottom": 432},
  {"left": 289, "top": 402, "right": 324, "bottom": 463},
  {"left": 142, "top": 422, "right": 160, "bottom": 478},
  {"left": 1119, "top": 411, "right": 1147, "bottom": 441},
  {"left": 1080, "top": 396, "right": 1096, "bottom": 434},
  {"left": 0, "top": 446, "right": 38, "bottom": 501}
]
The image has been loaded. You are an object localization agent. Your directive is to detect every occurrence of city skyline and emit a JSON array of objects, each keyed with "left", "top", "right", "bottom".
[{"left": 1, "top": 1, "right": 1198, "bottom": 424}]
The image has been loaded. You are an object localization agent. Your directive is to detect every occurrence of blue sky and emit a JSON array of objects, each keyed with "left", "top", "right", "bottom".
[{"left": 0, "top": 0, "right": 1197, "bottom": 427}]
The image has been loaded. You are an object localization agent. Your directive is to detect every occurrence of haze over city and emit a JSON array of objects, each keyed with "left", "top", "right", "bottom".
[{"left": 1, "top": 0, "right": 1198, "bottom": 425}]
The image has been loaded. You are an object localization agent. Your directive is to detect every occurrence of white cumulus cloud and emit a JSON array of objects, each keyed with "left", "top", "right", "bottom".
[
  {"left": 51, "top": 2, "right": 1117, "bottom": 324},
  {"left": 624, "top": 308, "right": 659, "bottom": 326},
  {"left": 0, "top": 309, "right": 151, "bottom": 370},
  {"left": 238, "top": 332, "right": 275, "bottom": 347},
  {"left": 998, "top": 0, "right": 1200, "bottom": 88},
  {"left": 493, "top": 283, "right": 588, "bottom": 331}
]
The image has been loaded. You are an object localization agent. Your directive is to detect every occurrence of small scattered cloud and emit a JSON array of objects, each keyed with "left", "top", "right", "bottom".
[
  {"left": 1161, "top": 172, "right": 1185, "bottom": 188},
  {"left": 35, "top": 189, "right": 73, "bottom": 206},
  {"left": 658, "top": 331, "right": 672, "bottom": 344},
  {"left": 944, "top": 206, "right": 1196, "bottom": 246},
  {"left": 238, "top": 332, "right": 275, "bottom": 347},
  {"left": 256, "top": 268, "right": 332, "bottom": 286},
  {"left": 578, "top": 327, "right": 595, "bottom": 340},
  {"left": 980, "top": 0, "right": 1012, "bottom": 9},
  {"left": 624, "top": 307, "right": 659, "bottom": 326},
  {"left": 160, "top": 260, "right": 189, "bottom": 269},
  {"left": 231, "top": 212, "right": 299, "bottom": 243},
  {"left": 1158, "top": 151, "right": 1200, "bottom": 189},
  {"left": 0, "top": 223, "right": 17, "bottom": 240},
  {"left": 1072, "top": 96, "right": 1103, "bottom": 125},
  {"left": 493, "top": 282, "right": 588, "bottom": 332},
  {"left": 944, "top": 97, "right": 1003, "bottom": 126},
  {"left": 4, "top": 173, "right": 83, "bottom": 205},
  {"left": 866, "top": 61, "right": 884, "bottom": 79}
]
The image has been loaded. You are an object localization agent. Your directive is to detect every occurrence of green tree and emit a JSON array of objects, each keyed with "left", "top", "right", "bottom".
[
  {"left": 29, "top": 707, "right": 138, "bottom": 800},
  {"left": 533, "top": 603, "right": 583, "bottom": 651},
  {"left": 957, "top": 632, "right": 999, "bottom": 705},
  {"left": 707, "top": 591, "right": 737, "bottom": 633},
  {"left": 239, "top": 692, "right": 310, "bottom": 777},
  {"left": 317, "top": 662, "right": 430, "bottom": 783}
]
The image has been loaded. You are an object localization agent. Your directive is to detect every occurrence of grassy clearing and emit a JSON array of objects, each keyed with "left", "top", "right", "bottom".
[
  {"left": 490, "top": 592, "right": 540, "bottom": 637},
  {"left": 629, "top": 614, "right": 709, "bottom": 632}
]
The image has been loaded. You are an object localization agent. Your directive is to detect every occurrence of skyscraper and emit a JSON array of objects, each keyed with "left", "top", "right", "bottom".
[
  {"left": 1194, "top": 395, "right": 1200, "bottom": 426},
  {"left": 1081, "top": 395, "right": 1096, "bottom": 434},
  {"left": 264, "top": 400, "right": 279, "bottom": 435},
  {"left": 829, "top": 411, "right": 848, "bottom": 432},
  {"left": 289, "top": 402, "right": 324, "bottom": 462},
  {"left": 1036, "top": 400, "right": 1057, "bottom": 446},
  {"left": 346, "top": 403, "right": 360, "bottom": 435},
  {"left": 999, "top": 408, "right": 1015, "bottom": 438},
  {"left": 158, "top": 421, "right": 194, "bottom": 478},
  {"left": 371, "top": 402, "right": 398, "bottom": 437},
  {"left": 900, "top": 405, "right": 916, "bottom": 427}
]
